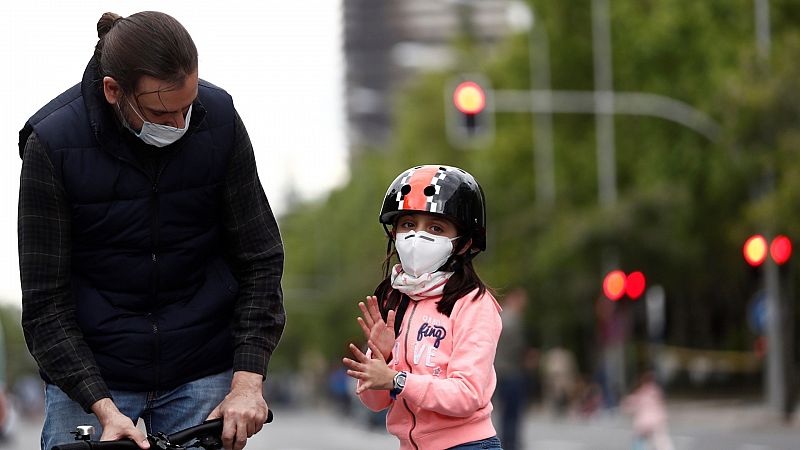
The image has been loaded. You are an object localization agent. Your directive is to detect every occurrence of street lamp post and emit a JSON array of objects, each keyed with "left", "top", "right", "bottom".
[
  {"left": 592, "top": 0, "right": 617, "bottom": 209},
  {"left": 527, "top": 5, "right": 556, "bottom": 210},
  {"left": 509, "top": 1, "right": 556, "bottom": 209}
]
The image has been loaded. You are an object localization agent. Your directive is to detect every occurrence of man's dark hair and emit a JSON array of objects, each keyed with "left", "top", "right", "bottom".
[{"left": 94, "top": 11, "right": 198, "bottom": 94}]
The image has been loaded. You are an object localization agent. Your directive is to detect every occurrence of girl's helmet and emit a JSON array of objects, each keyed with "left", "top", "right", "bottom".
[{"left": 379, "top": 165, "right": 486, "bottom": 251}]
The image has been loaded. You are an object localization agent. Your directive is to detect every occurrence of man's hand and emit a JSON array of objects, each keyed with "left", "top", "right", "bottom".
[
  {"left": 206, "top": 371, "right": 268, "bottom": 450},
  {"left": 92, "top": 398, "right": 150, "bottom": 449}
]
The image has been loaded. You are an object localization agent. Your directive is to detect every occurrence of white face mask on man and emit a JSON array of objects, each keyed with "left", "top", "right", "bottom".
[
  {"left": 125, "top": 101, "right": 192, "bottom": 148},
  {"left": 395, "top": 230, "right": 458, "bottom": 277}
]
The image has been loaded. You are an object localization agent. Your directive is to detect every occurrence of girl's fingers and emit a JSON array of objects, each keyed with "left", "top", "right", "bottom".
[
  {"left": 342, "top": 358, "right": 365, "bottom": 372},
  {"left": 366, "top": 340, "right": 384, "bottom": 361},
  {"left": 357, "top": 317, "right": 371, "bottom": 338},
  {"left": 345, "top": 368, "right": 367, "bottom": 380},
  {"left": 386, "top": 309, "right": 396, "bottom": 330},
  {"left": 367, "top": 296, "right": 383, "bottom": 324},
  {"left": 348, "top": 343, "right": 369, "bottom": 362},
  {"left": 358, "top": 302, "right": 374, "bottom": 329}
]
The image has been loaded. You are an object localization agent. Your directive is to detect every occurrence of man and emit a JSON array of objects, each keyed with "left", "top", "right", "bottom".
[{"left": 18, "top": 11, "right": 285, "bottom": 450}]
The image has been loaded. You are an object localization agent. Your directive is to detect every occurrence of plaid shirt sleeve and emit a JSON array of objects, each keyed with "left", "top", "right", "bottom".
[
  {"left": 223, "top": 111, "right": 286, "bottom": 377},
  {"left": 18, "top": 133, "right": 112, "bottom": 412}
]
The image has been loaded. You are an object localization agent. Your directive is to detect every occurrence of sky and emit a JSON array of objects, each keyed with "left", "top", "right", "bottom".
[{"left": 0, "top": 2, "right": 348, "bottom": 305}]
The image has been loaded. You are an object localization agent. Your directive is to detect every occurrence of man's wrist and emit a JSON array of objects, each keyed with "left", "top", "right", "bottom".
[
  {"left": 231, "top": 370, "right": 264, "bottom": 394},
  {"left": 91, "top": 398, "right": 120, "bottom": 425}
]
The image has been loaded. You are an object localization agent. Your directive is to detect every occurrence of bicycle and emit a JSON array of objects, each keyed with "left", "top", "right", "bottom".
[{"left": 51, "top": 410, "right": 274, "bottom": 450}]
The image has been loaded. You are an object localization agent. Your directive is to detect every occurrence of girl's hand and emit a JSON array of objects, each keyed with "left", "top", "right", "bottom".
[
  {"left": 343, "top": 341, "right": 397, "bottom": 394},
  {"left": 356, "top": 296, "right": 396, "bottom": 360}
]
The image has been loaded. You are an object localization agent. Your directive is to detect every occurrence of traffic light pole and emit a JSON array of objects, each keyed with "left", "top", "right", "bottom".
[
  {"left": 764, "top": 259, "right": 787, "bottom": 415},
  {"left": 754, "top": 0, "right": 794, "bottom": 419}
]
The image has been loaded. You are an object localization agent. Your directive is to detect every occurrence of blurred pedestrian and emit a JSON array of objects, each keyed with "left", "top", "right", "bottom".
[
  {"left": 621, "top": 371, "right": 674, "bottom": 450},
  {"left": 494, "top": 288, "right": 534, "bottom": 450},
  {"left": 595, "top": 296, "right": 630, "bottom": 409},
  {"left": 574, "top": 374, "right": 602, "bottom": 419},
  {"left": 18, "top": 11, "right": 285, "bottom": 450},
  {"left": 541, "top": 346, "right": 578, "bottom": 417},
  {"left": 343, "top": 165, "right": 503, "bottom": 449},
  {"left": 12, "top": 375, "right": 43, "bottom": 420},
  {"left": 327, "top": 365, "right": 354, "bottom": 416}
]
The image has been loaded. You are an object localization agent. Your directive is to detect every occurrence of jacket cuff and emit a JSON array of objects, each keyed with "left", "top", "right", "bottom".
[
  {"left": 68, "top": 376, "right": 112, "bottom": 414},
  {"left": 233, "top": 345, "right": 269, "bottom": 378},
  {"left": 398, "top": 372, "right": 424, "bottom": 404}
]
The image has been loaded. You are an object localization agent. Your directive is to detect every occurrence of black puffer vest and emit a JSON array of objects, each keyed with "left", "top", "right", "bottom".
[{"left": 19, "top": 59, "right": 239, "bottom": 391}]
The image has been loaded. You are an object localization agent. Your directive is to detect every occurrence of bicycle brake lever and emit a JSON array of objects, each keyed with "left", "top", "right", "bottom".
[{"left": 149, "top": 431, "right": 183, "bottom": 450}]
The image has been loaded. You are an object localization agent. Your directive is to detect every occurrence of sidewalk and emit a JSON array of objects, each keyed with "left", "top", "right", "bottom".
[
  {"left": 665, "top": 398, "right": 800, "bottom": 432},
  {"left": 526, "top": 398, "right": 800, "bottom": 432}
]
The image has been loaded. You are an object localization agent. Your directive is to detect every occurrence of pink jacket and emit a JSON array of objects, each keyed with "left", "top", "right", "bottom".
[
  {"left": 622, "top": 382, "right": 669, "bottom": 436},
  {"left": 358, "top": 289, "right": 502, "bottom": 450}
]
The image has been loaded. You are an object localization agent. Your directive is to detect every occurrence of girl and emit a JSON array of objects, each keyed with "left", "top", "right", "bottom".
[{"left": 343, "top": 165, "right": 503, "bottom": 450}]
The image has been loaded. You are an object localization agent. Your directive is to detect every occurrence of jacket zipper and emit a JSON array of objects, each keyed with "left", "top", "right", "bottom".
[
  {"left": 402, "top": 302, "right": 419, "bottom": 450},
  {"left": 103, "top": 132, "right": 188, "bottom": 390},
  {"left": 149, "top": 314, "right": 160, "bottom": 389},
  {"left": 150, "top": 162, "right": 167, "bottom": 292},
  {"left": 149, "top": 162, "right": 167, "bottom": 389}
]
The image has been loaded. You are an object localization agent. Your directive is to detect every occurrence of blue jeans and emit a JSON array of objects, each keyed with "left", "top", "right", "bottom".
[
  {"left": 41, "top": 370, "right": 232, "bottom": 450},
  {"left": 447, "top": 436, "right": 503, "bottom": 449}
]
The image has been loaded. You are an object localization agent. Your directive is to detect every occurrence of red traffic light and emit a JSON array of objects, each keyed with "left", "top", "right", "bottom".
[
  {"left": 626, "top": 271, "right": 646, "bottom": 300},
  {"left": 770, "top": 235, "right": 792, "bottom": 265},
  {"left": 603, "top": 270, "right": 626, "bottom": 301},
  {"left": 453, "top": 81, "right": 486, "bottom": 115},
  {"left": 744, "top": 234, "right": 792, "bottom": 266},
  {"left": 744, "top": 235, "right": 768, "bottom": 267},
  {"left": 603, "top": 270, "right": 647, "bottom": 301}
]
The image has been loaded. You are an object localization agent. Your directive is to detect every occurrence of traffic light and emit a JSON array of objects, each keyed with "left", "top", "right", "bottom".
[
  {"left": 626, "top": 271, "right": 646, "bottom": 300},
  {"left": 602, "top": 270, "right": 647, "bottom": 301},
  {"left": 743, "top": 234, "right": 791, "bottom": 266},
  {"left": 445, "top": 75, "right": 494, "bottom": 149},
  {"left": 770, "top": 235, "right": 792, "bottom": 265},
  {"left": 743, "top": 235, "right": 768, "bottom": 267},
  {"left": 602, "top": 270, "right": 626, "bottom": 301}
]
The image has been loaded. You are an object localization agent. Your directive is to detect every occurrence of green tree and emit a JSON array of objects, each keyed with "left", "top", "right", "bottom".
[{"left": 272, "top": 0, "right": 800, "bottom": 383}]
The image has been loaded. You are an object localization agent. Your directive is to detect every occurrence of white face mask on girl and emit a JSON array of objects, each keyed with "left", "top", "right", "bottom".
[
  {"left": 395, "top": 230, "right": 458, "bottom": 277},
  {"left": 125, "top": 101, "right": 192, "bottom": 148}
]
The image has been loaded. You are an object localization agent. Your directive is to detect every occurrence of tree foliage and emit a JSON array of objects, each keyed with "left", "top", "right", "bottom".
[{"left": 274, "top": 0, "right": 800, "bottom": 373}]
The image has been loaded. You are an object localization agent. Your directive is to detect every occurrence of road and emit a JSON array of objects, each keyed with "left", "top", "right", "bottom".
[{"left": 6, "top": 402, "right": 799, "bottom": 449}]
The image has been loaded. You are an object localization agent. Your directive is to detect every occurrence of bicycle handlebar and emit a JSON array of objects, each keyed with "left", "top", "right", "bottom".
[{"left": 52, "top": 410, "right": 274, "bottom": 450}]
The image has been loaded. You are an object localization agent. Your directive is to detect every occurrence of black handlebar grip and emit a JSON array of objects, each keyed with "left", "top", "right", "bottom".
[
  {"left": 52, "top": 441, "right": 140, "bottom": 450},
  {"left": 52, "top": 409, "right": 273, "bottom": 450}
]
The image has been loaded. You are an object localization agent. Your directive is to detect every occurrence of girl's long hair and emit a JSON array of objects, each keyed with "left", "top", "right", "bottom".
[{"left": 374, "top": 226, "right": 492, "bottom": 331}]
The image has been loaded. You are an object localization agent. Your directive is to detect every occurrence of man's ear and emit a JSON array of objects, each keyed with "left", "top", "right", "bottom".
[{"left": 103, "top": 76, "right": 123, "bottom": 105}]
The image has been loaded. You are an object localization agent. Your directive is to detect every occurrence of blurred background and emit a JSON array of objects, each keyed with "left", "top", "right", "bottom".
[{"left": 2, "top": 0, "right": 800, "bottom": 448}]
